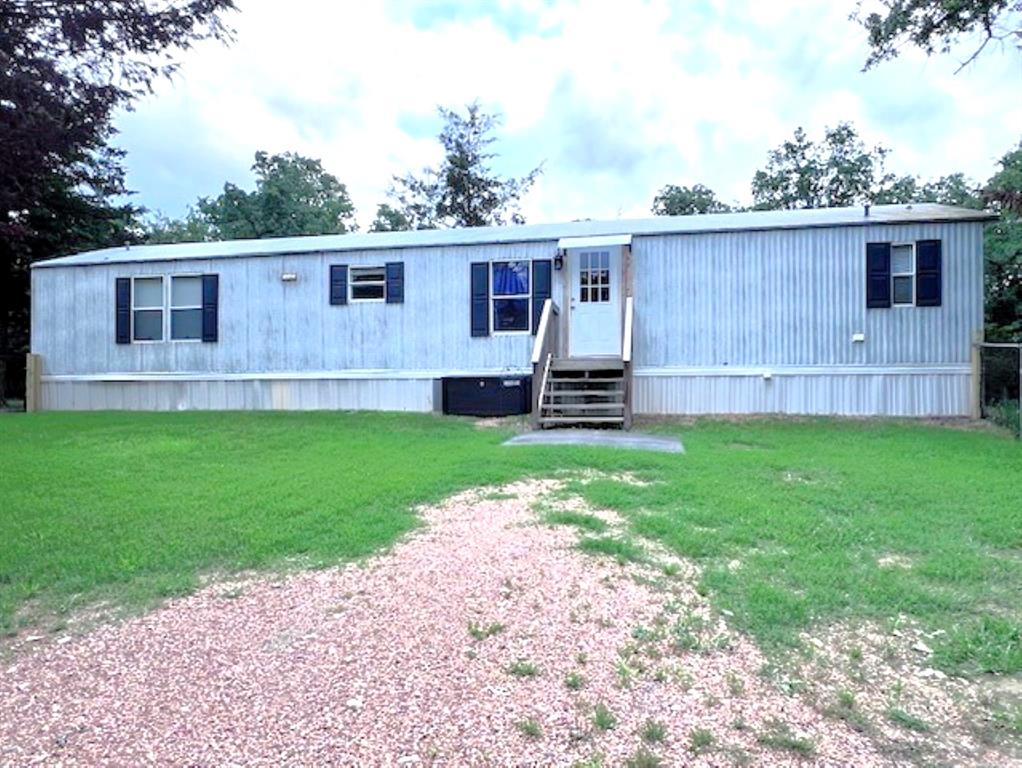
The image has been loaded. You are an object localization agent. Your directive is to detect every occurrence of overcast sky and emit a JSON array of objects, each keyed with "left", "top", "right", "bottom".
[{"left": 115, "top": 0, "right": 1022, "bottom": 228}]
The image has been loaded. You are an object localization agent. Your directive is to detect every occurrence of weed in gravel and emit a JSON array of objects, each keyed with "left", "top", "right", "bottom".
[
  {"left": 625, "top": 747, "right": 663, "bottom": 768},
  {"left": 592, "top": 702, "right": 617, "bottom": 731},
  {"left": 576, "top": 651, "right": 588, "bottom": 665},
  {"left": 662, "top": 562, "right": 681, "bottom": 577},
  {"left": 757, "top": 720, "right": 815, "bottom": 756},
  {"left": 671, "top": 614, "right": 704, "bottom": 652},
  {"left": 507, "top": 660, "right": 539, "bottom": 678},
  {"left": 468, "top": 621, "right": 504, "bottom": 641},
  {"left": 726, "top": 671, "right": 745, "bottom": 696},
  {"left": 546, "top": 510, "right": 609, "bottom": 533},
  {"left": 689, "top": 728, "right": 714, "bottom": 753},
  {"left": 516, "top": 718, "right": 543, "bottom": 739},
  {"left": 885, "top": 707, "right": 931, "bottom": 733},
  {"left": 849, "top": 646, "right": 864, "bottom": 663},
  {"left": 565, "top": 671, "right": 586, "bottom": 691},
  {"left": 615, "top": 660, "right": 635, "bottom": 688},
  {"left": 640, "top": 720, "right": 668, "bottom": 744},
  {"left": 828, "top": 690, "right": 868, "bottom": 732},
  {"left": 571, "top": 756, "right": 605, "bottom": 768}
]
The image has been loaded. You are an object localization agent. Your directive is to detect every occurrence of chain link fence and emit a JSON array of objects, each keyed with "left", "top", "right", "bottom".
[
  {"left": 1, "top": 354, "right": 27, "bottom": 412},
  {"left": 979, "top": 343, "right": 1021, "bottom": 438}
]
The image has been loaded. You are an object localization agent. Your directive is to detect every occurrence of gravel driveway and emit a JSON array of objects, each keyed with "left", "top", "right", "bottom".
[{"left": 1, "top": 478, "right": 887, "bottom": 766}]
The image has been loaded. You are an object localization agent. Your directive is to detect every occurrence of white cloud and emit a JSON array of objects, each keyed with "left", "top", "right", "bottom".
[{"left": 115, "top": 0, "right": 1022, "bottom": 227}]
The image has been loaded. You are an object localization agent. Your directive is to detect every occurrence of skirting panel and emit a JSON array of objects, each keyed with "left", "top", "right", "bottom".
[
  {"left": 634, "top": 373, "right": 971, "bottom": 417},
  {"left": 40, "top": 378, "right": 435, "bottom": 412}
]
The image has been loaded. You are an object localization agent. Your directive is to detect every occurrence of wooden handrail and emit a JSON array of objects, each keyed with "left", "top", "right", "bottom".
[
  {"left": 622, "top": 296, "right": 634, "bottom": 364},
  {"left": 531, "top": 299, "right": 559, "bottom": 365},
  {"left": 530, "top": 299, "right": 560, "bottom": 427}
]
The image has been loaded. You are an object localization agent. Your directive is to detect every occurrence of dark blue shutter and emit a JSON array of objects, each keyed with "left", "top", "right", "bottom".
[
  {"left": 115, "top": 278, "right": 131, "bottom": 344},
  {"left": 385, "top": 262, "right": 404, "bottom": 304},
  {"left": 201, "top": 274, "right": 219, "bottom": 343},
  {"left": 866, "top": 242, "right": 891, "bottom": 309},
  {"left": 915, "top": 239, "right": 942, "bottom": 307},
  {"left": 470, "top": 262, "right": 489, "bottom": 337},
  {"left": 330, "top": 265, "right": 347, "bottom": 305},
  {"left": 532, "top": 259, "right": 552, "bottom": 334}
]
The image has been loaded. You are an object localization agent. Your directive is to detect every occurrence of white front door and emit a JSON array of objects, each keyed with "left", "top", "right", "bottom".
[{"left": 569, "top": 247, "right": 622, "bottom": 357}]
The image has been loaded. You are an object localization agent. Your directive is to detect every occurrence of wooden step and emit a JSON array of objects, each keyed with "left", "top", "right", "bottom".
[
  {"left": 542, "top": 402, "right": 625, "bottom": 411},
  {"left": 545, "top": 389, "right": 623, "bottom": 398},
  {"left": 548, "top": 376, "right": 623, "bottom": 384},
  {"left": 550, "top": 357, "right": 623, "bottom": 372},
  {"left": 540, "top": 416, "right": 625, "bottom": 425}
]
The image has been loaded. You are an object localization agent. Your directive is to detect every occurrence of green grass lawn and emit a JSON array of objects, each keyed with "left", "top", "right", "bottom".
[{"left": 1, "top": 412, "right": 1019, "bottom": 675}]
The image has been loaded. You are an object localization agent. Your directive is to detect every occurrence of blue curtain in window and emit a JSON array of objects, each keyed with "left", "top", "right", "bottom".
[{"left": 492, "top": 261, "right": 529, "bottom": 295}]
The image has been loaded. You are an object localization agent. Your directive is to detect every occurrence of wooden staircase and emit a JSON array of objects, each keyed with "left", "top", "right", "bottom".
[
  {"left": 538, "top": 358, "right": 627, "bottom": 428},
  {"left": 530, "top": 297, "right": 634, "bottom": 431}
]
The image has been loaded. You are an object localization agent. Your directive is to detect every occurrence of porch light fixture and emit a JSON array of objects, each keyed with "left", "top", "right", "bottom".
[{"left": 554, "top": 249, "right": 565, "bottom": 270}]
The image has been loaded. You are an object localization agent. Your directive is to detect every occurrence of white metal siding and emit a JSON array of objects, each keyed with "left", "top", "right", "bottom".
[
  {"left": 31, "top": 220, "right": 984, "bottom": 416},
  {"left": 41, "top": 378, "right": 434, "bottom": 412},
  {"left": 632, "top": 222, "right": 983, "bottom": 369}
]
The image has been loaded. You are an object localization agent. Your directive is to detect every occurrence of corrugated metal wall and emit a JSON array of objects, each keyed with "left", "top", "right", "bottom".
[
  {"left": 32, "top": 241, "right": 560, "bottom": 377},
  {"left": 632, "top": 221, "right": 983, "bottom": 368},
  {"left": 32, "top": 220, "right": 984, "bottom": 415}
]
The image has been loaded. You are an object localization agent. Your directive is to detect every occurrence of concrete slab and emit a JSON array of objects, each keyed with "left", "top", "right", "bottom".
[{"left": 503, "top": 430, "right": 684, "bottom": 454}]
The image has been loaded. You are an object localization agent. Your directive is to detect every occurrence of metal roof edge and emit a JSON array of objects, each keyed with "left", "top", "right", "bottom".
[{"left": 31, "top": 205, "right": 998, "bottom": 269}]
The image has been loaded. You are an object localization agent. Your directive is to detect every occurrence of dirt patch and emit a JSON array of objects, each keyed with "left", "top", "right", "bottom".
[
  {"left": 0, "top": 477, "right": 890, "bottom": 766},
  {"left": 791, "top": 618, "right": 1021, "bottom": 766}
]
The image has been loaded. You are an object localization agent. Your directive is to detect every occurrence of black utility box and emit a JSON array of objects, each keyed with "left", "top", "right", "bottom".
[{"left": 442, "top": 375, "right": 532, "bottom": 417}]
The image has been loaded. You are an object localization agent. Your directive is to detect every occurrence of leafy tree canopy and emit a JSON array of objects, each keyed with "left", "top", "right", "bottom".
[
  {"left": 750, "top": 123, "right": 906, "bottom": 210},
  {"left": 855, "top": 0, "right": 1022, "bottom": 71},
  {"left": 147, "top": 151, "right": 357, "bottom": 242},
  {"left": 651, "top": 184, "right": 732, "bottom": 216},
  {"left": 387, "top": 103, "right": 542, "bottom": 229},
  {"left": 982, "top": 141, "right": 1022, "bottom": 340},
  {"left": 369, "top": 204, "right": 412, "bottom": 233},
  {"left": 0, "top": 0, "right": 236, "bottom": 352}
]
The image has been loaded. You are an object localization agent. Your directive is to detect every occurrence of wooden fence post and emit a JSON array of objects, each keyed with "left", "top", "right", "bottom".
[{"left": 25, "top": 353, "right": 41, "bottom": 413}]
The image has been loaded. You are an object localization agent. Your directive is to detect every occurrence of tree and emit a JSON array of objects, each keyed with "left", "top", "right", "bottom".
[
  {"left": 1, "top": 0, "right": 236, "bottom": 352},
  {"left": 874, "top": 172, "right": 985, "bottom": 207},
  {"left": 982, "top": 141, "right": 1022, "bottom": 340},
  {"left": 147, "top": 151, "right": 357, "bottom": 242},
  {"left": 855, "top": 0, "right": 1022, "bottom": 72},
  {"left": 751, "top": 123, "right": 903, "bottom": 210},
  {"left": 369, "top": 204, "right": 412, "bottom": 233},
  {"left": 651, "top": 184, "right": 732, "bottom": 216},
  {"left": 387, "top": 103, "right": 541, "bottom": 229}
]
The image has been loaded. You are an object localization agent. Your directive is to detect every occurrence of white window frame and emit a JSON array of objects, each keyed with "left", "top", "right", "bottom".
[
  {"left": 128, "top": 274, "right": 208, "bottom": 344},
  {"left": 891, "top": 242, "right": 915, "bottom": 307},
  {"left": 169, "top": 274, "right": 204, "bottom": 343},
  {"left": 349, "top": 265, "right": 387, "bottom": 303},
  {"left": 130, "top": 275, "right": 165, "bottom": 344},
  {"left": 490, "top": 260, "right": 531, "bottom": 335}
]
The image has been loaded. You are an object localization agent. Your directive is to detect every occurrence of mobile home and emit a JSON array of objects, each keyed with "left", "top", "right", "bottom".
[{"left": 29, "top": 203, "right": 993, "bottom": 425}]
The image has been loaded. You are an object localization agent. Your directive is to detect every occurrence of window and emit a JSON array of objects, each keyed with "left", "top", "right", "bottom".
[
  {"left": 491, "top": 261, "right": 530, "bottom": 332},
  {"left": 579, "top": 250, "right": 610, "bottom": 303},
  {"left": 171, "top": 276, "right": 203, "bottom": 340},
  {"left": 891, "top": 243, "right": 914, "bottom": 306},
  {"left": 132, "top": 276, "right": 164, "bottom": 341},
  {"left": 350, "top": 266, "right": 386, "bottom": 301}
]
